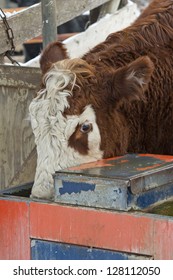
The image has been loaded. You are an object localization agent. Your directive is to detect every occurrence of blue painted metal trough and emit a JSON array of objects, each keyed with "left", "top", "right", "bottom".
[{"left": 54, "top": 154, "right": 173, "bottom": 211}]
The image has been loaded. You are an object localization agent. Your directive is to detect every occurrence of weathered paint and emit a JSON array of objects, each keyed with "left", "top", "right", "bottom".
[
  {"left": 59, "top": 181, "right": 95, "bottom": 195},
  {"left": 1, "top": 154, "right": 173, "bottom": 260},
  {"left": 139, "top": 154, "right": 173, "bottom": 162},
  {"left": 54, "top": 154, "right": 173, "bottom": 210},
  {"left": 0, "top": 195, "right": 172, "bottom": 259},
  {"left": 31, "top": 240, "right": 151, "bottom": 260},
  {"left": 55, "top": 177, "right": 129, "bottom": 210},
  {"left": 63, "top": 154, "right": 173, "bottom": 178},
  {"left": 154, "top": 219, "right": 173, "bottom": 259},
  {"left": 128, "top": 183, "right": 173, "bottom": 209},
  {"left": 30, "top": 202, "right": 173, "bottom": 259},
  {"left": 0, "top": 199, "right": 30, "bottom": 260}
]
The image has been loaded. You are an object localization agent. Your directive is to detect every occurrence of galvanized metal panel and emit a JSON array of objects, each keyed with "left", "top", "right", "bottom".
[
  {"left": 0, "top": 66, "right": 40, "bottom": 189},
  {"left": 31, "top": 240, "right": 151, "bottom": 260},
  {"left": 54, "top": 154, "right": 173, "bottom": 210},
  {"left": 0, "top": 65, "right": 41, "bottom": 87},
  {"left": 55, "top": 176, "right": 129, "bottom": 210}
]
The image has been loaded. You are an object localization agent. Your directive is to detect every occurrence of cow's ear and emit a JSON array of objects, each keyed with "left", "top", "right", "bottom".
[
  {"left": 110, "top": 56, "right": 154, "bottom": 102},
  {"left": 40, "top": 41, "right": 69, "bottom": 75}
]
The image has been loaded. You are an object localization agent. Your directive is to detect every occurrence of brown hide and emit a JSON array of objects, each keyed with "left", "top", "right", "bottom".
[
  {"left": 40, "top": 42, "right": 68, "bottom": 75},
  {"left": 39, "top": 0, "right": 173, "bottom": 157}
]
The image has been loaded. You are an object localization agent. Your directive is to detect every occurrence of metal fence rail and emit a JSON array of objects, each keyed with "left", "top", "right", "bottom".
[{"left": 0, "top": 0, "right": 122, "bottom": 54}]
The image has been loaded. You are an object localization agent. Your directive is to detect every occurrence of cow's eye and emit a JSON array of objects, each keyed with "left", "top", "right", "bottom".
[{"left": 80, "top": 123, "right": 92, "bottom": 133}]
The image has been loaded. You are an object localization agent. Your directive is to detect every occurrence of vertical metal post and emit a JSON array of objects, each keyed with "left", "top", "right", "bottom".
[
  {"left": 98, "top": 0, "right": 122, "bottom": 19},
  {"left": 41, "top": 0, "right": 57, "bottom": 48}
]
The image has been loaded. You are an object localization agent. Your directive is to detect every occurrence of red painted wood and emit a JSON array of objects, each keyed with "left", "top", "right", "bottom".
[
  {"left": 0, "top": 198, "right": 172, "bottom": 259},
  {"left": 154, "top": 219, "right": 173, "bottom": 259},
  {"left": 0, "top": 200, "right": 30, "bottom": 260},
  {"left": 30, "top": 202, "right": 155, "bottom": 257},
  {"left": 30, "top": 202, "right": 173, "bottom": 259}
]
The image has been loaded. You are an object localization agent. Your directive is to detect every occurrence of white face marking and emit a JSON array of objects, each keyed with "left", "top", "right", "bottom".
[{"left": 29, "top": 66, "right": 103, "bottom": 199}]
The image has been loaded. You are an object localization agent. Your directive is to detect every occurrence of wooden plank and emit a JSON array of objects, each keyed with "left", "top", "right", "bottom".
[
  {"left": 55, "top": 0, "right": 111, "bottom": 23},
  {"left": 0, "top": 4, "right": 42, "bottom": 55},
  {"left": 31, "top": 240, "right": 151, "bottom": 259},
  {"left": 154, "top": 219, "right": 173, "bottom": 259},
  {"left": 25, "top": 33, "right": 77, "bottom": 44},
  {"left": 3, "top": 7, "right": 25, "bottom": 13},
  {"left": 30, "top": 202, "right": 173, "bottom": 259},
  {"left": 30, "top": 203, "right": 153, "bottom": 257},
  {"left": 66, "top": 1, "right": 138, "bottom": 58},
  {"left": 0, "top": 66, "right": 41, "bottom": 189},
  {"left": 0, "top": 200, "right": 30, "bottom": 260},
  {"left": 0, "top": 0, "right": 111, "bottom": 54},
  {"left": 89, "top": 0, "right": 122, "bottom": 24},
  {"left": 25, "top": 1, "right": 138, "bottom": 67}
]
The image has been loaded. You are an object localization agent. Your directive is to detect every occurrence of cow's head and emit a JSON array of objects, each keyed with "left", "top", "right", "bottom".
[{"left": 29, "top": 41, "right": 154, "bottom": 199}]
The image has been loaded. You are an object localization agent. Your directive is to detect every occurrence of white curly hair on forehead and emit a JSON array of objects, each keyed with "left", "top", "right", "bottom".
[
  {"left": 29, "top": 63, "right": 102, "bottom": 199},
  {"left": 29, "top": 65, "right": 75, "bottom": 198}
]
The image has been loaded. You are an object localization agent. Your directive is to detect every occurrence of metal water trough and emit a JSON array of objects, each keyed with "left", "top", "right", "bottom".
[
  {"left": 2, "top": 153, "right": 173, "bottom": 211},
  {"left": 1, "top": 153, "right": 173, "bottom": 260},
  {"left": 54, "top": 153, "right": 173, "bottom": 211}
]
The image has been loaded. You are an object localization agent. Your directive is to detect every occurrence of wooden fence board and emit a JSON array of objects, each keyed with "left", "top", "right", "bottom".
[
  {"left": 0, "top": 0, "right": 113, "bottom": 54},
  {"left": 0, "top": 4, "right": 42, "bottom": 55},
  {"left": 55, "top": 0, "right": 111, "bottom": 24}
]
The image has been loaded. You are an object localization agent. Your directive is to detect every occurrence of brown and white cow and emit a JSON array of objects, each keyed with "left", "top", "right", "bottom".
[{"left": 29, "top": 0, "right": 173, "bottom": 199}]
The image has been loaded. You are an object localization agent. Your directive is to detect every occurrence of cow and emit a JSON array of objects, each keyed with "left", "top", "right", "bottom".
[{"left": 29, "top": 0, "right": 173, "bottom": 199}]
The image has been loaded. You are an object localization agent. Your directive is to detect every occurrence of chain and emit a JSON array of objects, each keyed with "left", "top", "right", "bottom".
[
  {"left": 0, "top": 8, "right": 20, "bottom": 66},
  {"left": 5, "top": 51, "right": 20, "bottom": 66}
]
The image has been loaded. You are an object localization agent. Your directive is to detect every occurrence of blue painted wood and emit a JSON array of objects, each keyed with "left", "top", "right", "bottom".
[{"left": 31, "top": 240, "right": 150, "bottom": 260}]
